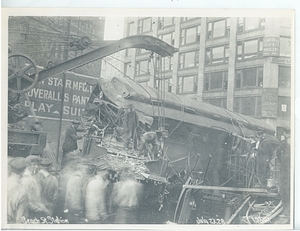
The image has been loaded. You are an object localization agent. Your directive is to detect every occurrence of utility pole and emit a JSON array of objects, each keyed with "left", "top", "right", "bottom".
[{"left": 56, "top": 17, "right": 71, "bottom": 166}]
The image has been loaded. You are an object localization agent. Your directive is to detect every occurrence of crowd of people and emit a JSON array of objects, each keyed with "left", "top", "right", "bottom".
[
  {"left": 7, "top": 155, "right": 57, "bottom": 224},
  {"left": 7, "top": 154, "right": 144, "bottom": 224}
]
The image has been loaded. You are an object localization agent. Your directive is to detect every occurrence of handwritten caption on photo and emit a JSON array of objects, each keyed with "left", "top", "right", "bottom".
[{"left": 21, "top": 216, "right": 69, "bottom": 224}]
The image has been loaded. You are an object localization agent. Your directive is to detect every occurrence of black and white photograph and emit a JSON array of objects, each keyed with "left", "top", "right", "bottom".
[{"left": 2, "top": 8, "right": 294, "bottom": 229}]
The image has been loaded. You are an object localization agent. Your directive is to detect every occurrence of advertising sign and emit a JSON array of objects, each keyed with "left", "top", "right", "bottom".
[
  {"left": 261, "top": 88, "right": 278, "bottom": 117},
  {"left": 25, "top": 72, "right": 99, "bottom": 119},
  {"left": 263, "top": 37, "right": 280, "bottom": 56},
  {"left": 271, "top": 57, "right": 291, "bottom": 64}
]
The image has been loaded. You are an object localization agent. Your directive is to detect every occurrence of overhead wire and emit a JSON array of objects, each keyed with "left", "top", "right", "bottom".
[
  {"left": 8, "top": 29, "right": 81, "bottom": 39},
  {"left": 13, "top": 17, "right": 102, "bottom": 78},
  {"left": 60, "top": 17, "right": 98, "bottom": 40}
]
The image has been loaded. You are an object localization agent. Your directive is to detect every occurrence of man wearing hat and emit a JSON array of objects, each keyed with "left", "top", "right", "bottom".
[
  {"left": 85, "top": 162, "right": 111, "bottom": 223},
  {"left": 62, "top": 119, "right": 86, "bottom": 157},
  {"left": 20, "top": 155, "right": 51, "bottom": 219},
  {"left": 38, "top": 157, "right": 59, "bottom": 216},
  {"left": 7, "top": 157, "right": 28, "bottom": 223}
]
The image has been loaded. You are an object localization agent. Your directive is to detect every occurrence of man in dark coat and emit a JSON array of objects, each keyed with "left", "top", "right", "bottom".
[
  {"left": 62, "top": 120, "right": 86, "bottom": 156},
  {"left": 256, "top": 131, "right": 273, "bottom": 186},
  {"left": 277, "top": 129, "right": 291, "bottom": 217},
  {"left": 123, "top": 104, "right": 139, "bottom": 150}
]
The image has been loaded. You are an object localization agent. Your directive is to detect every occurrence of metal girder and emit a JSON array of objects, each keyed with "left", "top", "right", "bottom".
[
  {"left": 38, "top": 35, "right": 179, "bottom": 82},
  {"left": 182, "top": 184, "right": 268, "bottom": 193}
]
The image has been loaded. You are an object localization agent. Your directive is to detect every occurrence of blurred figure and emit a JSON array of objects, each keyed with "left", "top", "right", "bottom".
[
  {"left": 61, "top": 149, "right": 82, "bottom": 169},
  {"left": 7, "top": 156, "right": 14, "bottom": 177},
  {"left": 123, "top": 104, "right": 139, "bottom": 150},
  {"left": 85, "top": 163, "right": 110, "bottom": 223},
  {"left": 111, "top": 167, "right": 143, "bottom": 224},
  {"left": 38, "top": 157, "right": 59, "bottom": 216},
  {"left": 59, "top": 157, "right": 81, "bottom": 198},
  {"left": 7, "top": 157, "right": 28, "bottom": 224},
  {"left": 64, "top": 160, "right": 94, "bottom": 223},
  {"left": 21, "top": 155, "right": 51, "bottom": 219},
  {"left": 57, "top": 157, "right": 81, "bottom": 218}
]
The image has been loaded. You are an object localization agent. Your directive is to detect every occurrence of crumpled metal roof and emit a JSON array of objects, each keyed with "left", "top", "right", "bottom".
[{"left": 98, "top": 77, "right": 275, "bottom": 137}]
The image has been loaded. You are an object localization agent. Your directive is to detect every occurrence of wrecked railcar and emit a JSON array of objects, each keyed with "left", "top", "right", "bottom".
[{"left": 80, "top": 76, "right": 289, "bottom": 224}]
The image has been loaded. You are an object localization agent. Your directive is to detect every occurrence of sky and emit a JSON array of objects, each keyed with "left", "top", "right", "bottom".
[{"left": 104, "top": 17, "right": 125, "bottom": 40}]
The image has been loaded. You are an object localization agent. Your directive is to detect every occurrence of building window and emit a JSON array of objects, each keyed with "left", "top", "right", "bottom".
[
  {"left": 237, "top": 38, "right": 263, "bottom": 60},
  {"left": 178, "top": 75, "right": 198, "bottom": 94},
  {"left": 280, "top": 37, "right": 291, "bottom": 57},
  {"left": 235, "top": 67, "right": 263, "bottom": 89},
  {"left": 155, "top": 56, "right": 173, "bottom": 72},
  {"left": 159, "top": 32, "right": 175, "bottom": 45},
  {"left": 127, "top": 22, "right": 135, "bottom": 36},
  {"left": 136, "top": 60, "right": 150, "bottom": 76},
  {"left": 155, "top": 78, "right": 173, "bottom": 93},
  {"left": 234, "top": 96, "right": 262, "bottom": 116},
  {"left": 207, "top": 18, "right": 230, "bottom": 39},
  {"left": 277, "top": 96, "right": 291, "bottom": 118},
  {"left": 179, "top": 50, "right": 199, "bottom": 69},
  {"left": 278, "top": 66, "right": 291, "bottom": 88},
  {"left": 138, "top": 18, "right": 152, "bottom": 34},
  {"left": 204, "top": 71, "right": 228, "bottom": 91},
  {"left": 180, "top": 25, "right": 201, "bottom": 45},
  {"left": 158, "top": 17, "right": 174, "bottom": 29},
  {"left": 161, "top": 57, "right": 173, "bottom": 72},
  {"left": 238, "top": 17, "right": 265, "bottom": 33},
  {"left": 206, "top": 45, "right": 229, "bottom": 65},
  {"left": 139, "top": 81, "right": 149, "bottom": 87},
  {"left": 125, "top": 48, "right": 135, "bottom": 57},
  {"left": 207, "top": 98, "right": 227, "bottom": 109}
]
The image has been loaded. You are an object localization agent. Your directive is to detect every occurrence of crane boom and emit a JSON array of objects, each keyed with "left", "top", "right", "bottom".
[{"left": 37, "top": 35, "right": 178, "bottom": 82}]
